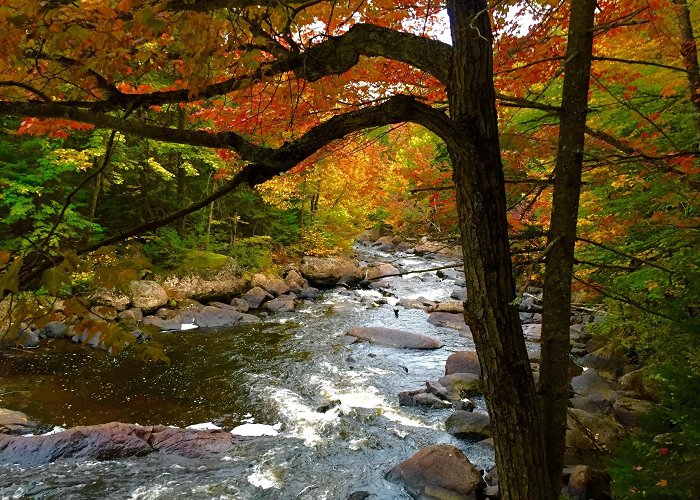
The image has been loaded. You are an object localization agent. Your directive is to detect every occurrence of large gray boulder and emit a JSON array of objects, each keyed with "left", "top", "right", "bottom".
[
  {"left": 579, "top": 345, "right": 630, "bottom": 377},
  {"left": 347, "top": 327, "right": 443, "bottom": 349},
  {"left": 191, "top": 305, "right": 261, "bottom": 328},
  {"left": 386, "top": 445, "right": 483, "bottom": 499},
  {"left": 445, "top": 411, "right": 492, "bottom": 440},
  {"left": 299, "top": 256, "right": 364, "bottom": 287},
  {"left": 42, "top": 321, "right": 67, "bottom": 338},
  {"left": 129, "top": 280, "right": 168, "bottom": 314},
  {"left": 571, "top": 368, "right": 617, "bottom": 401},
  {"left": 157, "top": 258, "right": 245, "bottom": 302}
]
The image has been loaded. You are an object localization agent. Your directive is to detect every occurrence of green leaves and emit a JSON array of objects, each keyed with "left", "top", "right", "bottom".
[{"left": 0, "top": 256, "right": 22, "bottom": 295}]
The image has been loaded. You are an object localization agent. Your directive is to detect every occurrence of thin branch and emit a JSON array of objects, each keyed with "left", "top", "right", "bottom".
[
  {"left": 572, "top": 275, "right": 675, "bottom": 321},
  {"left": 576, "top": 237, "right": 674, "bottom": 274},
  {"left": 592, "top": 56, "right": 689, "bottom": 74}
]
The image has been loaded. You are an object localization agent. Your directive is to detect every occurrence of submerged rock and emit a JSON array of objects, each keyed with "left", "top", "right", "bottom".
[
  {"left": 386, "top": 444, "right": 483, "bottom": 499},
  {"left": 347, "top": 327, "right": 444, "bottom": 349},
  {"left": 445, "top": 351, "right": 482, "bottom": 376}
]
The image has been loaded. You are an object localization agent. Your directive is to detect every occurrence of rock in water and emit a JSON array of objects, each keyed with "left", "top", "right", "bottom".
[
  {"left": 129, "top": 280, "right": 168, "bottom": 313},
  {"left": 445, "top": 351, "right": 482, "bottom": 376},
  {"left": 347, "top": 327, "right": 444, "bottom": 349},
  {"left": 445, "top": 411, "right": 492, "bottom": 439},
  {"left": 0, "top": 408, "right": 37, "bottom": 435},
  {"left": 387, "top": 444, "right": 483, "bottom": 499}
]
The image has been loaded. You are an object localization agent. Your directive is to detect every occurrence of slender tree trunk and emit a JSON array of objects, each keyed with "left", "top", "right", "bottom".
[
  {"left": 672, "top": 0, "right": 700, "bottom": 146},
  {"left": 175, "top": 107, "right": 187, "bottom": 235},
  {"left": 447, "top": 2, "right": 554, "bottom": 498},
  {"left": 89, "top": 159, "right": 101, "bottom": 221},
  {"left": 539, "top": 0, "right": 596, "bottom": 492}
]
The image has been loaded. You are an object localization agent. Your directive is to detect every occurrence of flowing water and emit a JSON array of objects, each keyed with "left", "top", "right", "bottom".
[{"left": 0, "top": 245, "right": 496, "bottom": 499}]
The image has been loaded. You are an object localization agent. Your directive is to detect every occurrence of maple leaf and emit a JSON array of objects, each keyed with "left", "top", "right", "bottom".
[{"left": 656, "top": 479, "right": 668, "bottom": 487}]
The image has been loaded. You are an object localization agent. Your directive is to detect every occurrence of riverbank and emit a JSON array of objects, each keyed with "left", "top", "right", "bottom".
[{"left": 0, "top": 238, "right": 661, "bottom": 498}]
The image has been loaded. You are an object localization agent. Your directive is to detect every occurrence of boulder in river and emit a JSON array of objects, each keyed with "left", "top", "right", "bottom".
[
  {"left": 438, "top": 373, "right": 483, "bottom": 399},
  {"left": 347, "top": 327, "right": 444, "bottom": 349},
  {"left": 364, "top": 263, "right": 400, "bottom": 280},
  {"left": 129, "top": 280, "right": 168, "bottom": 314},
  {"left": 242, "top": 286, "right": 273, "bottom": 309},
  {"left": 427, "top": 311, "right": 466, "bottom": 331},
  {"left": 251, "top": 274, "right": 291, "bottom": 297},
  {"left": 192, "top": 305, "right": 261, "bottom": 328},
  {"left": 265, "top": 294, "right": 296, "bottom": 313},
  {"left": 386, "top": 444, "right": 483, "bottom": 499},
  {"left": 445, "top": 351, "right": 482, "bottom": 376},
  {"left": 229, "top": 297, "right": 250, "bottom": 312},
  {"left": 0, "top": 408, "right": 37, "bottom": 435},
  {"left": 445, "top": 411, "right": 492, "bottom": 440},
  {"left": 299, "top": 256, "right": 363, "bottom": 287},
  {"left": 42, "top": 321, "right": 67, "bottom": 338}
]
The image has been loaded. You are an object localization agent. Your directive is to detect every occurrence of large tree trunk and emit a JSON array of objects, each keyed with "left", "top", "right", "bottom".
[
  {"left": 539, "top": 0, "right": 596, "bottom": 492},
  {"left": 673, "top": 0, "right": 700, "bottom": 146},
  {"left": 447, "top": 1, "right": 554, "bottom": 498}
]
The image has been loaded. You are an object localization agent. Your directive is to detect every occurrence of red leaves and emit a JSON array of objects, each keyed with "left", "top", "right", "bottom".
[{"left": 17, "top": 118, "right": 94, "bottom": 139}]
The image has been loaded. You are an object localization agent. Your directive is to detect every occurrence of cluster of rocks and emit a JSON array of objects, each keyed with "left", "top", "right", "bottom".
[
  {"left": 382, "top": 273, "right": 660, "bottom": 499},
  {"left": 11, "top": 254, "right": 409, "bottom": 351},
  {"left": 357, "top": 230, "right": 463, "bottom": 260}
]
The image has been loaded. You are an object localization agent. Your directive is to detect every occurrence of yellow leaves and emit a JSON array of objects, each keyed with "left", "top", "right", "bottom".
[
  {"left": 656, "top": 479, "right": 668, "bottom": 487},
  {"left": 51, "top": 148, "right": 93, "bottom": 171},
  {"left": 146, "top": 158, "right": 175, "bottom": 180}
]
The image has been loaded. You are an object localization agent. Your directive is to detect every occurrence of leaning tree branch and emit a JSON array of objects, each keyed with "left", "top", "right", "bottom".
[
  {"left": 14, "top": 23, "right": 452, "bottom": 113},
  {"left": 14, "top": 95, "right": 457, "bottom": 288}
]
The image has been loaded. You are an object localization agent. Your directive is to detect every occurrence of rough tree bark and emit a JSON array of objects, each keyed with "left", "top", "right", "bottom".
[
  {"left": 539, "top": 0, "right": 596, "bottom": 493},
  {"left": 447, "top": 1, "right": 554, "bottom": 498},
  {"left": 672, "top": 0, "right": 700, "bottom": 146}
]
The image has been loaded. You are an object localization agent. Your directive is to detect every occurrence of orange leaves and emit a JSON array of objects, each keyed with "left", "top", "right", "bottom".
[{"left": 17, "top": 118, "right": 94, "bottom": 139}]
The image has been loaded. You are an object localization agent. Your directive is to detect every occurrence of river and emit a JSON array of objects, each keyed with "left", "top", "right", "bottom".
[{"left": 0, "top": 244, "right": 497, "bottom": 499}]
